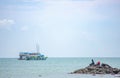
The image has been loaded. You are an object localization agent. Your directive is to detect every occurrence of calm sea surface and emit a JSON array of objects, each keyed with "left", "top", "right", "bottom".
[{"left": 0, "top": 57, "right": 120, "bottom": 78}]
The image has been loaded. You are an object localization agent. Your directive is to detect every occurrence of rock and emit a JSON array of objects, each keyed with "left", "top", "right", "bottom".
[
  {"left": 71, "top": 63, "right": 120, "bottom": 74},
  {"left": 118, "top": 72, "right": 120, "bottom": 74},
  {"left": 38, "top": 75, "right": 42, "bottom": 77},
  {"left": 101, "top": 63, "right": 112, "bottom": 68},
  {"left": 112, "top": 68, "right": 120, "bottom": 74}
]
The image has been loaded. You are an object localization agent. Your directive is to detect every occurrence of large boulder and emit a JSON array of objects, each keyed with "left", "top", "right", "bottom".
[{"left": 71, "top": 63, "right": 120, "bottom": 74}]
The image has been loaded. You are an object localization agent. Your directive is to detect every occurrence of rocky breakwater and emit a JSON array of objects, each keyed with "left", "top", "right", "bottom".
[{"left": 71, "top": 63, "right": 120, "bottom": 74}]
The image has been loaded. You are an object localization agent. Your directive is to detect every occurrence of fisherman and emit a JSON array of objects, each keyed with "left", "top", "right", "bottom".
[{"left": 90, "top": 59, "right": 95, "bottom": 66}]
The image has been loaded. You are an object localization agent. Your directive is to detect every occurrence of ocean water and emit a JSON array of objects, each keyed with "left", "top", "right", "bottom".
[{"left": 0, "top": 57, "right": 120, "bottom": 78}]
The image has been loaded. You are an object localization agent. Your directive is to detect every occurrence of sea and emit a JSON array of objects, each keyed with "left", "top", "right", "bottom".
[{"left": 0, "top": 57, "right": 120, "bottom": 78}]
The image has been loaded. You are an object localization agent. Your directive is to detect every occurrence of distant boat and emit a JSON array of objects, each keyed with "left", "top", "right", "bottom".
[{"left": 18, "top": 44, "right": 47, "bottom": 60}]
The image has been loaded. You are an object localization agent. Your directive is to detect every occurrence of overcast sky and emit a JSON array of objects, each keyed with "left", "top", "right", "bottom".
[{"left": 0, "top": 0, "right": 120, "bottom": 58}]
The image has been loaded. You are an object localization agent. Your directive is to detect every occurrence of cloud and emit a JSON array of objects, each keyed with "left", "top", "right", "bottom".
[
  {"left": 1, "top": 0, "right": 119, "bottom": 21},
  {"left": 93, "top": 0, "right": 120, "bottom": 5},
  {"left": 23, "top": 0, "right": 42, "bottom": 2},
  {"left": 0, "top": 19, "right": 15, "bottom": 29},
  {"left": 21, "top": 26, "right": 28, "bottom": 31},
  {"left": 40, "top": 0, "right": 109, "bottom": 23}
]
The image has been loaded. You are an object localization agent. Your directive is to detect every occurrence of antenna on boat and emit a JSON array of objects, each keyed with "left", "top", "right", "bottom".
[{"left": 36, "top": 44, "right": 40, "bottom": 53}]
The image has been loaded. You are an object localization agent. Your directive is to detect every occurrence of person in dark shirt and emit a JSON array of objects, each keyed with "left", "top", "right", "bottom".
[{"left": 90, "top": 59, "right": 95, "bottom": 66}]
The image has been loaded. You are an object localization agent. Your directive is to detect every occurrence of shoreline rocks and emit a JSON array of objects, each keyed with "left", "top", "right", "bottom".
[{"left": 71, "top": 63, "right": 120, "bottom": 74}]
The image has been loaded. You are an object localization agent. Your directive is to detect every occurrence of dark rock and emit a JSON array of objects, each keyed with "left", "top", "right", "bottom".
[
  {"left": 71, "top": 63, "right": 120, "bottom": 74},
  {"left": 112, "top": 68, "right": 120, "bottom": 74},
  {"left": 38, "top": 75, "right": 42, "bottom": 77}
]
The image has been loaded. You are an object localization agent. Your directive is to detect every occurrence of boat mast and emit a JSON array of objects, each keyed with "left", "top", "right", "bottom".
[{"left": 36, "top": 44, "right": 40, "bottom": 53}]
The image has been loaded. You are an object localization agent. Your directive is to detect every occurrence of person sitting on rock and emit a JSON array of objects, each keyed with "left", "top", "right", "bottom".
[
  {"left": 96, "top": 61, "right": 100, "bottom": 66},
  {"left": 90, "top": 59, "right": 95, "bottom": 66}
]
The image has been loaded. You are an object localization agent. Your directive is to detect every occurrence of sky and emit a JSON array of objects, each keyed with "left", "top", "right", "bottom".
[{"left": 0, "top": 0, "right": 120, "bottom": 58}]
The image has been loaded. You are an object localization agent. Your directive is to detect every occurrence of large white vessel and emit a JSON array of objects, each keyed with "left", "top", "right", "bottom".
[{"left": 19, "top": 45, "right": 47, "bottom": 60}]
